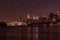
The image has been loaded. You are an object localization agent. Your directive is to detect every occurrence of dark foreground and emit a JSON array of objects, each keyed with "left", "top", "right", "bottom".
[{"left": 0, "top": 25, "right": 60, "bottom": 40}]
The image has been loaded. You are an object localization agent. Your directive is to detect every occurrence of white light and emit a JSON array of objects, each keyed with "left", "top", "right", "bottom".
[
  {"left": 27, "top": 14, "right": 31, "bottom": 19},
  {"left": 33, "top": 16, "right": 36, "bottom": 20},
  {"left": 36, "top": 16, "right": 39, "bottom": 19}
]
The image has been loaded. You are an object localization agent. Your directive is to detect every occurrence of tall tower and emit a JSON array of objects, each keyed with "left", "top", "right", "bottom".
[{"left": 27, "top": 14, "right": 31, "bottom": 19}]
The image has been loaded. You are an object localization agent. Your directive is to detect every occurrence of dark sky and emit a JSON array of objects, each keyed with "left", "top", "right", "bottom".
[{"left": 0, "top": 0, "right": 60, "bottom": 21}]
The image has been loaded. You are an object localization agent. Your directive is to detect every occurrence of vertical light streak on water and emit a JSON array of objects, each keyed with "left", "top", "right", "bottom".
[
  {"left": 27, "top": 27, "right": 31, "bottom": 40},
  {"left": 21, "top": 27, "right": 27, "bottom": 40},
  {"left": 32, "top": 27, "right": 36, "bottom": 40},
  {"left": 49, "top": 23, "right": 54, "bottom": 40},
  {"left": 36, "top": 27, "right": 39, "bottom": 40},
  {"left": 33, "top": 27, "right": 38, "bottom": 40}
]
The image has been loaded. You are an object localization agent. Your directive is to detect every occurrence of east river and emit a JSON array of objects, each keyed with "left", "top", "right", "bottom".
[{"left": 0, "top": 24, "right": 60, "bottom": 40}]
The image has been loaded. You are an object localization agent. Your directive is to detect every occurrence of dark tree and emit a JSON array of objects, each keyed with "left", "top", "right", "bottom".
[
  {"left": 49, "top": 12, "right": 54, "bottom": 19},
  {"left": 0, "top": 22, "right": 7, "bottom": 27}
]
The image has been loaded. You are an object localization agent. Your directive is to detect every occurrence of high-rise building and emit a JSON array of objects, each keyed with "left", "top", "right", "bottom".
[
  {"left": 35, "top": 16, "right": 39, "bottom": 20},
  {"left": 27, "top": 14, "right": 31, "bottom": 19},
  {"left": 33, "top": 16, "right": 36, "bottom": 20}
]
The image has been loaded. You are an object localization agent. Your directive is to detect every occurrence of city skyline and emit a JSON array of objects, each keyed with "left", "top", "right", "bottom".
[
  {"left": 0, "top": 12, "right": 60, "bottom": 22},
  {"left": 0, "top": 0, "right": 60, "bottom": 21}
]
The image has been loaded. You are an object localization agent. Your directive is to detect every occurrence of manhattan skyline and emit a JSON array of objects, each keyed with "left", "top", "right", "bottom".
[{"left": 0, "top": 0, "right": 60, "bottom": 21}]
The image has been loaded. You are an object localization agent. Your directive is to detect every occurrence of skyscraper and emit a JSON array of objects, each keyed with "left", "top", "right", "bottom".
[{"left": 27, "top": 14, "right": 31, "bottom": 19}]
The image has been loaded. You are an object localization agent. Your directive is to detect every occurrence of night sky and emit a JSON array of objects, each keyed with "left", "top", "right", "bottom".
[{"left": 0, "top": 0, "right": 60, "bottom": 21}]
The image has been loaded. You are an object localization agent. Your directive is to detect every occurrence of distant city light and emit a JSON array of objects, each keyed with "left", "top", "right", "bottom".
[{"left": 27, "top": 14, "right": 31, "bottom": 19}]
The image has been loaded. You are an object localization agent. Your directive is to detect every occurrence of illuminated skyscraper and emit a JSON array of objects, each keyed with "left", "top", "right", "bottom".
[
  {"left": 33, "top": 16, "right": 36, "bottom": 20},
  {"left": 35, "top": 16, "right": 39, "bottom": 20},
  {"left": 27, "top": 14, "right": 31, "bottom": 19}
]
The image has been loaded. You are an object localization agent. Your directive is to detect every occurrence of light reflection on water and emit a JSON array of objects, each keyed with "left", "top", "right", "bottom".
[{"left": 0, "top": 25, "right": 60, "bottom": 40}]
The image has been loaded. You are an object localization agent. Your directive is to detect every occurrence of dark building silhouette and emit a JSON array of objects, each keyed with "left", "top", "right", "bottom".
[
  {"left": 48, "top": 12, "right": 60, "bottom": 24},
  {"left": 49, "top": 12, "right": 55, "bottom": 19},
  {"left": 0, "top": 22, "right": 7, "bottom": 27},
  {"left": 0, "top": 22, "right": 7, "bottom": 40}
]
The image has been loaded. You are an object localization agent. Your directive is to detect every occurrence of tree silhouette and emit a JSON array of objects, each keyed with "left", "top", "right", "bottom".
[{"left": 0, "top": 22, "right": 7, "bottom": 27}]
